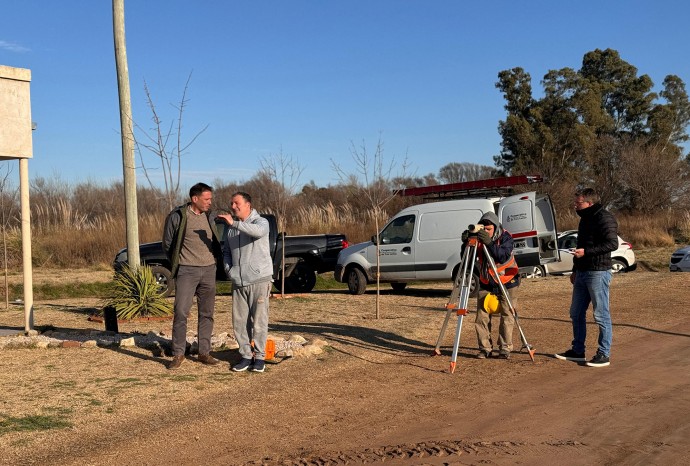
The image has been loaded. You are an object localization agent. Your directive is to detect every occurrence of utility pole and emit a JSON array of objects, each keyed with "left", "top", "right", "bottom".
[{"left": 112, "top": 0, "right": 140, "bottom": 268}]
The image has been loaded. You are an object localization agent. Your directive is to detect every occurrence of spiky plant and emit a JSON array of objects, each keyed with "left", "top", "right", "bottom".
[{"left": 105, "top": 264, "right": 173, "bottom": 320}]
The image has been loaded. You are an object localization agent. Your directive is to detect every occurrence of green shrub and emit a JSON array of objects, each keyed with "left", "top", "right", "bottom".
[{"left": 105, "top": 265, "right": 173, "bottom": 320}]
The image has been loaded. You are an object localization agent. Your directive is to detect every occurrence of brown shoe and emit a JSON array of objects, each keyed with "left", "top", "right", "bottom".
[
  {"left": 168, "top": 355, "right": 185, "bottom": 370},
  {"left": 198, "top": 353, "right": 220, "bottom": 366}
]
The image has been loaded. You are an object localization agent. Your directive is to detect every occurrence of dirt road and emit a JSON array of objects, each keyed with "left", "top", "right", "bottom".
[{"left": 1, "top": 271, "right": 688, "bottom": 465}]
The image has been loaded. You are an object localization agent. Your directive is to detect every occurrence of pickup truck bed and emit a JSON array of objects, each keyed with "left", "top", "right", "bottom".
[{"left": 113, "top": 213, "right": 348, "bottom": 296}]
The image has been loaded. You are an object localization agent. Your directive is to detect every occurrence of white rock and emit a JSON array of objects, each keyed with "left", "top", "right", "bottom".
[
  {"left": 289, "top": 334, "right": 307, "bottom": 344},
  {"left": 303, "top": 344, "right": 323, "bottom": 356},
  {"left": 311, "top": 338, "right": 328, "bottom": 347},
  {"left": 35, "top": 341, "right": 50, "bottom": 349},
  {"left": 224, "top": 340, "right": 240, "bottom": 350},
  {"left": 120, "top": 337, "right": 135, "bottom": 347},
  {"left": 81, "top": 340, "right": 98, "bottom": 348}
]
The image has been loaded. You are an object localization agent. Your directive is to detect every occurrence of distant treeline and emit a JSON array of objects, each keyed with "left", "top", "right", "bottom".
[{"left": 0, "top": 168, "right": 687, "bottom": 271}]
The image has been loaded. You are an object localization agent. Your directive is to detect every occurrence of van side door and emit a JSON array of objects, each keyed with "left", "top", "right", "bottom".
[
  {"left": 498, "top": 192, "right": 558, "bottom": 268},
  {"left": 370, "top": 213, "right": 417, "bottom": 280}
]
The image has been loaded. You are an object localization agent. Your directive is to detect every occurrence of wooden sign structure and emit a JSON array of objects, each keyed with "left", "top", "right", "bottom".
[{"left": 0, "top": 64, "right": 34, "bottom": 331}]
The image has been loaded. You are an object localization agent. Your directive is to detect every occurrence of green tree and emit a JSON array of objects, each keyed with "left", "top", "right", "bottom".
[{"left": 495, "top": 48, "right": 690, "bottom": 212}]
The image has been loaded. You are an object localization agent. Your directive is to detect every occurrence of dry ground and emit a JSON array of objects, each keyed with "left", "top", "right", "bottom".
[{"left": 0, "top": 269, "right": 689, "bottom": 466}]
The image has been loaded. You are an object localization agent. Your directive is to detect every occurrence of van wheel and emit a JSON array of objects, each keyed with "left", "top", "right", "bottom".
[
  {"left": 390, "top": 282, "right": 407, "bottom": 292},
  {"left": 469, "top": 273, "right": 479, "bottom": 297},
  {"left": 347, "top": 268, "right": 367, "bottom": 295},
  {"left": 611, "top": 259, "right": 627, "bottom": 273},
  {"left": 150, "top": 265, "right": 174, "bottom": 297}
]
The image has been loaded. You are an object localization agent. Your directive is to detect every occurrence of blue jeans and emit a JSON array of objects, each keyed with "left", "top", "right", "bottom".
[{"left": 569, "top": 270, "right": 612, "bottom": 356}]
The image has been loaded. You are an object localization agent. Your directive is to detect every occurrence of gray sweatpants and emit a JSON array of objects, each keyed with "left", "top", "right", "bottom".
[
  {"left": 232, "top": 280, "right": 271, "bottom": 361},
  {"left": 172, "top": 264, "right": 217, "bottom": 356}
]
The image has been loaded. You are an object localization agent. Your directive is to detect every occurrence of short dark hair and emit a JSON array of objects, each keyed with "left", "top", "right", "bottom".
[
  {"left": 190, "top": 182, "right": 213, "bottom": 199},
  {"left": 575, "top": 187, "right": 600, "bottom": 204},
  {"left": 232, "top": 191, "right": 252, "bottom": 204}
]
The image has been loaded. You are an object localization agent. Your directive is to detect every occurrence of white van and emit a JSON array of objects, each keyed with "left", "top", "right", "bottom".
[{"left": 334, "top": 192, "right": 558, "bottom": 295}]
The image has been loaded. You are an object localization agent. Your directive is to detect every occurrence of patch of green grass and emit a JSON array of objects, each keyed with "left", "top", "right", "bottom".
[
  {"left": 50, "top": 380, "right": 77, "bottom": 389},
  {"left": 10, "top": 281, "right": 115, "bottom": 300},
  {"left": 315, "top": 273, "right": 348, "bottom": 290},
  {"left": 91, "top": 377, "right": 117, "bottom": 385},
  {"left": 166, "top": 374, "right": 198, "bottom": 382},
  {"left": 0, "top": 414, "right": 72, "bottom": 434},
  {"left": 216, "top": 282, "right": 232, "bottom": 295},
  {"left": 208, "top": 373, "right": 234, "bottom": 383},
  {"left": 42, "top": 406, "right": 74, "bottom": 415},
  {"left": 115, "top": 377, "right": 142, "bottom": 384},
  {"left": 634, "top": 247, "right": 677, "bottom": 271}
]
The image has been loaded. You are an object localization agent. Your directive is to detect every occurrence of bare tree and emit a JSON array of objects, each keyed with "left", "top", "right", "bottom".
[
  {"left": 620, "top": 142, "right": 690, "bottom": 212},
  {"left": 259, "top": 148, "right": 304, "bottom": 296},
  {"left": 438, "top": 162, "right": 496, "bottom": 184},
  {"left": 134, "top": 72, "right": 208, "bottom": 212},
  {"left": 332, "top": 135, "right": 410, "bottom": 318}
]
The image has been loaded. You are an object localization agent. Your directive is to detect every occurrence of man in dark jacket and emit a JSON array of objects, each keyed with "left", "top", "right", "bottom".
[
  {"left": 462, "top": 211, "right": 520, "bottom": 359},
  {"left": 555, "top": 188, "right": 618, "bottom": 367},
  {"left": 162, "top": 182, "right": 222, "bottom": 370}
]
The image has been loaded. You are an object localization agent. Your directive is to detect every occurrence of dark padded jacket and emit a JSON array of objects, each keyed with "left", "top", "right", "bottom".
[{"left": 573, "top": 203, "right": 618, "bottom": 272}]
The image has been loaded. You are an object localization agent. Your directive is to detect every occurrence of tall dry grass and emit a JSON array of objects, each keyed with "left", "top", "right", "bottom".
[
  {"left": 0, "top": 177, "right": 688, "bottom": 271},
  {"left": 290, "top": 203, "right": 389, "bottom": 243},
  {"left": 558, "top": 209, "right": 689, "bottom": 248},
  {"left": 3, "top": 213, "right": 164, "bottom": 269}
]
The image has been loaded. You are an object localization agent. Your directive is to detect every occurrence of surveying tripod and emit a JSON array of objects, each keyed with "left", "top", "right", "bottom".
[{"left": 433, "top": 226, "right": 536, "bottom": 373}]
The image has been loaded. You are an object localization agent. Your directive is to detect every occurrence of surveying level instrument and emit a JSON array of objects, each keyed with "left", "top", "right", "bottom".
[{"left": 433, "top": 225, "right": 536, "bottom": 373}]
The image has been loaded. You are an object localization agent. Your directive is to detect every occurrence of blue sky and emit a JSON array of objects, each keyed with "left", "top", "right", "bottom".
[{"left": 2, "top": 1, "right": 689, "bottom": 191}]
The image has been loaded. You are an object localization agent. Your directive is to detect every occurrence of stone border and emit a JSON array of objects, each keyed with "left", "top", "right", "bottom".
[{"left": 0, "top": 329, "right": 328, "bottom": 359}]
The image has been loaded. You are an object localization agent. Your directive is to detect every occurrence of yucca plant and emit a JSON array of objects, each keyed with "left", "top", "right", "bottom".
[{"left": 105, "top": 264, "right": 173, "bottom": 320}]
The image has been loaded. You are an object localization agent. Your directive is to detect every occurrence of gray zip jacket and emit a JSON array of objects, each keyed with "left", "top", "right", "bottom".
[{"left": 222, "top": 209, "right": 273, "bottom": 288}]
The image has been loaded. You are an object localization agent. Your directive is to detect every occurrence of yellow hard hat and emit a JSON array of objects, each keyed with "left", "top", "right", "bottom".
[{"left": 483, "top": 293, "right": 499, "bottom": 314}]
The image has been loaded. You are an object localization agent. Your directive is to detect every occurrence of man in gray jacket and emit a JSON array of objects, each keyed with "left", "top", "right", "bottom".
[
  {"left": 218, "top": 192, "right": 273, "bottom": 373},
  {"left": 162, "top": 182, "right": 222, "bottom": 370}
]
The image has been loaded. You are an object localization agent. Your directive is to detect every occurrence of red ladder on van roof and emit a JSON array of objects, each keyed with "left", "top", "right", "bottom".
[{"left": 397, "top": 175, "right": 544, "bottom": 199}]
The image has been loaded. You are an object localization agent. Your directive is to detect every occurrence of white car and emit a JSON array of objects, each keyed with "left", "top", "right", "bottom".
[
  {"left": 669, "top": 246, "right": 690, "bottom": 272},
  {"left": 545, "top": 230, "right": 636, "bottom": 275}
]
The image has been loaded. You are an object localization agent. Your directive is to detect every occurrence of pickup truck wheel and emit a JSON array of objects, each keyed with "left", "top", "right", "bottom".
[
  {"left": 347, "top": 268, "right": 367, "bottom": 295},
  {"left": 282, "top": 261, "right": 317, "bottom": 293},
  {"left": 390, "top": 282, "right": 407, "bottom": 292},
  {"left": 150, "top": 265, "right": 174, "bottom": 297}
]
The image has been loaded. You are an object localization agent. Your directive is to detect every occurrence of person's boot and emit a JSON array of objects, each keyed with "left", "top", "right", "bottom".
[
  {"left": 168, "top": 355, "right": 185, "bottom": 370},
  {"left": 198, "top": 354, "right": 220, "bottom": 365}
]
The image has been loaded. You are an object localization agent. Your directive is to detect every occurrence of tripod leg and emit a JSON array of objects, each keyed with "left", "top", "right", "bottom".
[
  {"left": 433, "top": 243, "right": 475, "bottom": 357},
  {"left": 449, "top": 314, "right": 464, "bottom": 374},
  {"left": 433, "top": 307, "right": 454, "bottom": 356}
]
